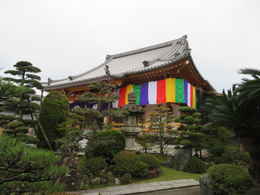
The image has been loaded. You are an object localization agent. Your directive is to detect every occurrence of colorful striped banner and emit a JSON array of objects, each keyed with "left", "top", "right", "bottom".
[
  {"left": 117, "top": 78, "right": 197, "bottom": 108},
  {"left": 133, "top": 85, "right": 141, "bottom": 105},
  {"left": 140, "top": 83, "right": 148, "bottom": 105},
  {"left": 157, "top": 80, "right": 166, "bottom": 104},
  {"left": 148, "top": 81, "right": 157, "bottom": 104}
]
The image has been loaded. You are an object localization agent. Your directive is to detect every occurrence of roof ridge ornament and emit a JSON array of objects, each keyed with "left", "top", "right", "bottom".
[
  {"left": 47, "top": 78, "right": 53, "bottom": 86},
  {"left": 104, "top": 64, "right": 112, "bottom": 77},
  {"left": 142, "top": 60, "right": 150, "bottom": 67}
]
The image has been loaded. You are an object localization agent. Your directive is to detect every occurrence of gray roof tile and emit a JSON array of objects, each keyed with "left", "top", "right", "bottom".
[{"left": 45, "top": 35, "right": 190, "bottom": 89}]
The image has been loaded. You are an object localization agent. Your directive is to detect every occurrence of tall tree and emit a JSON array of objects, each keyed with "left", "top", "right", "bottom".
[
  {"left": 174, "top": 106, "right": 207, "bottom": 158},
  {"left": 1, "top": 61, "right": 52, "bottom": 148},
  {"left": 148, "top": 105, "right": 174, "bottom": 155},
  {"left": 78, "top": 81, "right": 118, "bottom": 131},
  {"left": 207, "top": 69, "right": 260, "bottom": 182},
  {"left": 39, "top": 91, "right": 69, "bottom": 149}
]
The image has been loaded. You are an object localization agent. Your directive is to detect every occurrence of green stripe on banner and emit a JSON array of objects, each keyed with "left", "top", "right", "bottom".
[
  {"left": 175, "top": 79, "right": 185, "bottom": 103},
  {"left": 134, "top": 85, "right": 141, "bottom": 105}
]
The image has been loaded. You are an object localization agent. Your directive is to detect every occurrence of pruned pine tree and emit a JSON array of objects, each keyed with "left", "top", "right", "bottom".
[
  {"left": 1, "top": 61, "right": 51, "bottom": 146},
  {"left": 78, "top": 81, "right": 124, "bottom": 131},
  {"left": 174, "top": 106, "right": 207, "bottom": 158},
  {"left": 148, "top": 105, "right": 174, "bottom": 155},
  {"left": 0, "top": 136, "right": 67, "bottom": 194}
]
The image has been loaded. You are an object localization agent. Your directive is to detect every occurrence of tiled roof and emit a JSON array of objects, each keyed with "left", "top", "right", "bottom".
[{"left": 45, "top": 35, "right": 190, "bottom": 90}]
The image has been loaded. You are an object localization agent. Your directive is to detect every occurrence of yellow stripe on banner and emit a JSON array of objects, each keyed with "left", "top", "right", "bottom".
[
  {"left": 166, "top": 78, "right": 175, "bottom": 102},
  {"left": 125, "top": 85, "right": 133, "bottom": 104},
  {"left": 173, "top": 78, "right": 176, "bottom": 102},
  {"left": 192, "top": 86, "right": 196, "bottom": 109}
]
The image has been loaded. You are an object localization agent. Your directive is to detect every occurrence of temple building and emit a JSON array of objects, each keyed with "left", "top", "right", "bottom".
[{"left": 44, "top": 35, "right": 215, "bottom": 128}]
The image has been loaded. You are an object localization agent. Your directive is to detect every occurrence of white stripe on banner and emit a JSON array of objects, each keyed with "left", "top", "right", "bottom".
[
  {"left": 187, "top": 83, "right": 191, "bottom": 107},
  {"left": 148, "top": 81, "right": 157, "bottom": 104},
  {"left": 112, "top": 89, "right": 119, "bottom": 108}
]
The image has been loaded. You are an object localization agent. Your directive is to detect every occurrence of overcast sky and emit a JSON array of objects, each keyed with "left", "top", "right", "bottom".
[{"left": 0, "top": 0, "right": 259, "bottom": 92}]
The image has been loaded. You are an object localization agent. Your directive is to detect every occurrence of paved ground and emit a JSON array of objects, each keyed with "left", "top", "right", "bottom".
[
  {"left": 137, "top": 186, "right": 200, "bottom": 195},
  {"left": 80, "top": 179, "right": 199, "bottom": 195}
]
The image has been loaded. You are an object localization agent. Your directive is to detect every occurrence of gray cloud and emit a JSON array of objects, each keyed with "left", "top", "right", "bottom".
[{"left": 0, "top": 0, "right": 259, "bottom": 91}]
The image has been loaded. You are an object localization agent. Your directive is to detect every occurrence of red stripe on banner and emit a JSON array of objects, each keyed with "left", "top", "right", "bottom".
[
  {"left": 157, "top": 80, "right": 166, "bottom": 104},
  {"left": 190, "top": 85, "right": 193, "bottom": 108},
  {"left": 119, "top": 87, "right": 127, "bottom": 107}
]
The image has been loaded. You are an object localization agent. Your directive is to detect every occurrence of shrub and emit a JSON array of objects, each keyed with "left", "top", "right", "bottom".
[
  {"left": 120, "top": 173, "right": 132, "bottom": 184},
  {"left": 183, "top": 156, "right": 207, "bottom": 173},
  {"left": 137, "top": 154, "right": 160, "bottom": 169},
  {"left": 113, "top": 152, "right": 149, "bottom": 178},
  {"left": 0, "top": 136, "right": 67, "bottom": 194},
  {"left": 80, "top": 157, "right": 107, "bottom": 177},
  {"left": 85, "top": 130, "right": 125, "bottom": 162},
  {"left": 207, "top": 164, "right": 254, "bottom": 195},
  {"left": 209, "top": 145, "right": 250, "bottom": 166},
  {"left": 39, "top": 91, "right": 69, "bottom": 149}
]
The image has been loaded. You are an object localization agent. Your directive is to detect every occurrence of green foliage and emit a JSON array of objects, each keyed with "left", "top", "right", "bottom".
[
  {"left": 209, "top": 145, "right": 250, "bottom": 166},
  {"left": 175, "top": 106, "right": 207, "bottom": 157},
  {"left": 137, "top": 154, "right": 161, "bottom": 169},
  {"left": 178, "top": 106, "right": 196, "bottom": 114},
  {"left": 80, "top": 157, "right": 107, "bottom": 177},
  {"left": 0, "top": 62, "right": 44, "bottom": 145},
  {"left": 120, "top": 173, "right": 132, "bottom": 184},
  {"left": 39, "top": 91, "right": 69, "bottom": 149},
  {"left": 148, "top": 105, "right": 174, "bottom": 155},
  {"left": 78, "top": 81, "right": 120, "bottom": 131},
  {"left": 113, "top": 152, "right": 149, "bottom": 178},
  {"left": 205, "top": 68, "right": 260, "bottom": 181},
  {"left": 183, "top": 156, "right": 207, "bottom": 173},
  {"left": 136, "top": 134, "right": 155, "bottom": 153},
  {"left": 0, "top": 136, "right": 67, "bottom": 194},
  {"left": 85, "top": 130, "right": 125, "bottom": 162},
  {"left": 207, "top": 164, "right": 254, "bottom": 195}
]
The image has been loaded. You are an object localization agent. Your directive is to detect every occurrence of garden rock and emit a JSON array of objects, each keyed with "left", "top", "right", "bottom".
[
  {"left": 199, "top": 174, "right": 213, "bottom": 195},
  {"left": 172, "top": 148, "right": 192, "bottom": 170}
]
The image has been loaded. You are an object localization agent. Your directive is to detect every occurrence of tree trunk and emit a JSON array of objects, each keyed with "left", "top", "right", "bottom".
[{"left": 241, "top": 137, "right": 260, "bottom": 184}]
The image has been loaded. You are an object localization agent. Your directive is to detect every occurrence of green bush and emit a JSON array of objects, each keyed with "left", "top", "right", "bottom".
[
  {"left": 113, "top": 152, "right": 149, "bottom": 178},
  {"left": 39, "top": 91, "right": 69, "bottom": 149},
  {"left": 137, "top": 154, "right": 160, "bottom": 169},
  {"left": 0, "top": 136, "right": 67, "bottom": 194},
  {"left": 120, "top": 173, "right": 132, "bottom": 184},
  {"left": 209, "top": 145, "right": 250, "bottom": 166},
  {"left": 85, "top": 130, "right": 125, "bottom": 162},
  {"left": 80, "top": 157, "right": 107, "bottom": 177},
  {"left": 207, "top": 164, "right": 254, "bottom": 195},
  {"left": 183, "top": 156, "right": 207, "bottom": 173}
]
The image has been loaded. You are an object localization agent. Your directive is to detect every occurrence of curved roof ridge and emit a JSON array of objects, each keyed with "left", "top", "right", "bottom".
[
  {"left": 110, "top": 35, "right": 187, "bottom": 60},
  {"left": 49, "top": 58, "right": 112, "bottom": 84}
]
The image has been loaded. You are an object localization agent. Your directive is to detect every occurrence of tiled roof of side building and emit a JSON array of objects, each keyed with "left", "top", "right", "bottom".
[{"left": 45, "top": 35, "right": 192, "bottom": 90}]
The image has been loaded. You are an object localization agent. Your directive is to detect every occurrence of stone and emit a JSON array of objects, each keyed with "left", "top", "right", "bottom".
[
  {"left": 115, "top": 178, "right": 120, "bottom": 185},
  {"left": 91, "top": 177, "right": 101, "bottom": 185},
  {"left": 172, "top": 148, "right": 192, "bottom": 171},
  {"left": 199, "top": 174, "right": 213, "bottom": 195}
]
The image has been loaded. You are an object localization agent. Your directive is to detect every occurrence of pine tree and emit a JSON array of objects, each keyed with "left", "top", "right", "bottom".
[
  {"left": 148, "top": 105, "right": 174, "bottom": 155},
  {"left": 174, "top": 106, "right": 207, "bottom": 158},
  {"left": 78, "top": 81, "right": 125, "bottom": 131},
  {"left": 1, "top": 61, "right": 49, "bottom": 145}
]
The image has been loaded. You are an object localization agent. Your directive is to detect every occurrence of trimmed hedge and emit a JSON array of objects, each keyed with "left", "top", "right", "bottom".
[
  {"left": 39, "top": 91, "right": 69, "bottom": 149},
  {"left": 85, "top": 130, "right": 125, "bottom": 162},
  {"left": 183, "top": 156, "right": 207, "bottom": 173},
  {"left": 113, "top": 152, "right": 149, "bottom": 178},
  {"left": 137, "top": 154, "right": 160, "bottom": 169},
  {"left": 207, "top": 164, "right": 254, "bottom": 195},
  {"left": 80, "top": 157, "right": 107, "bottom": 177}
]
